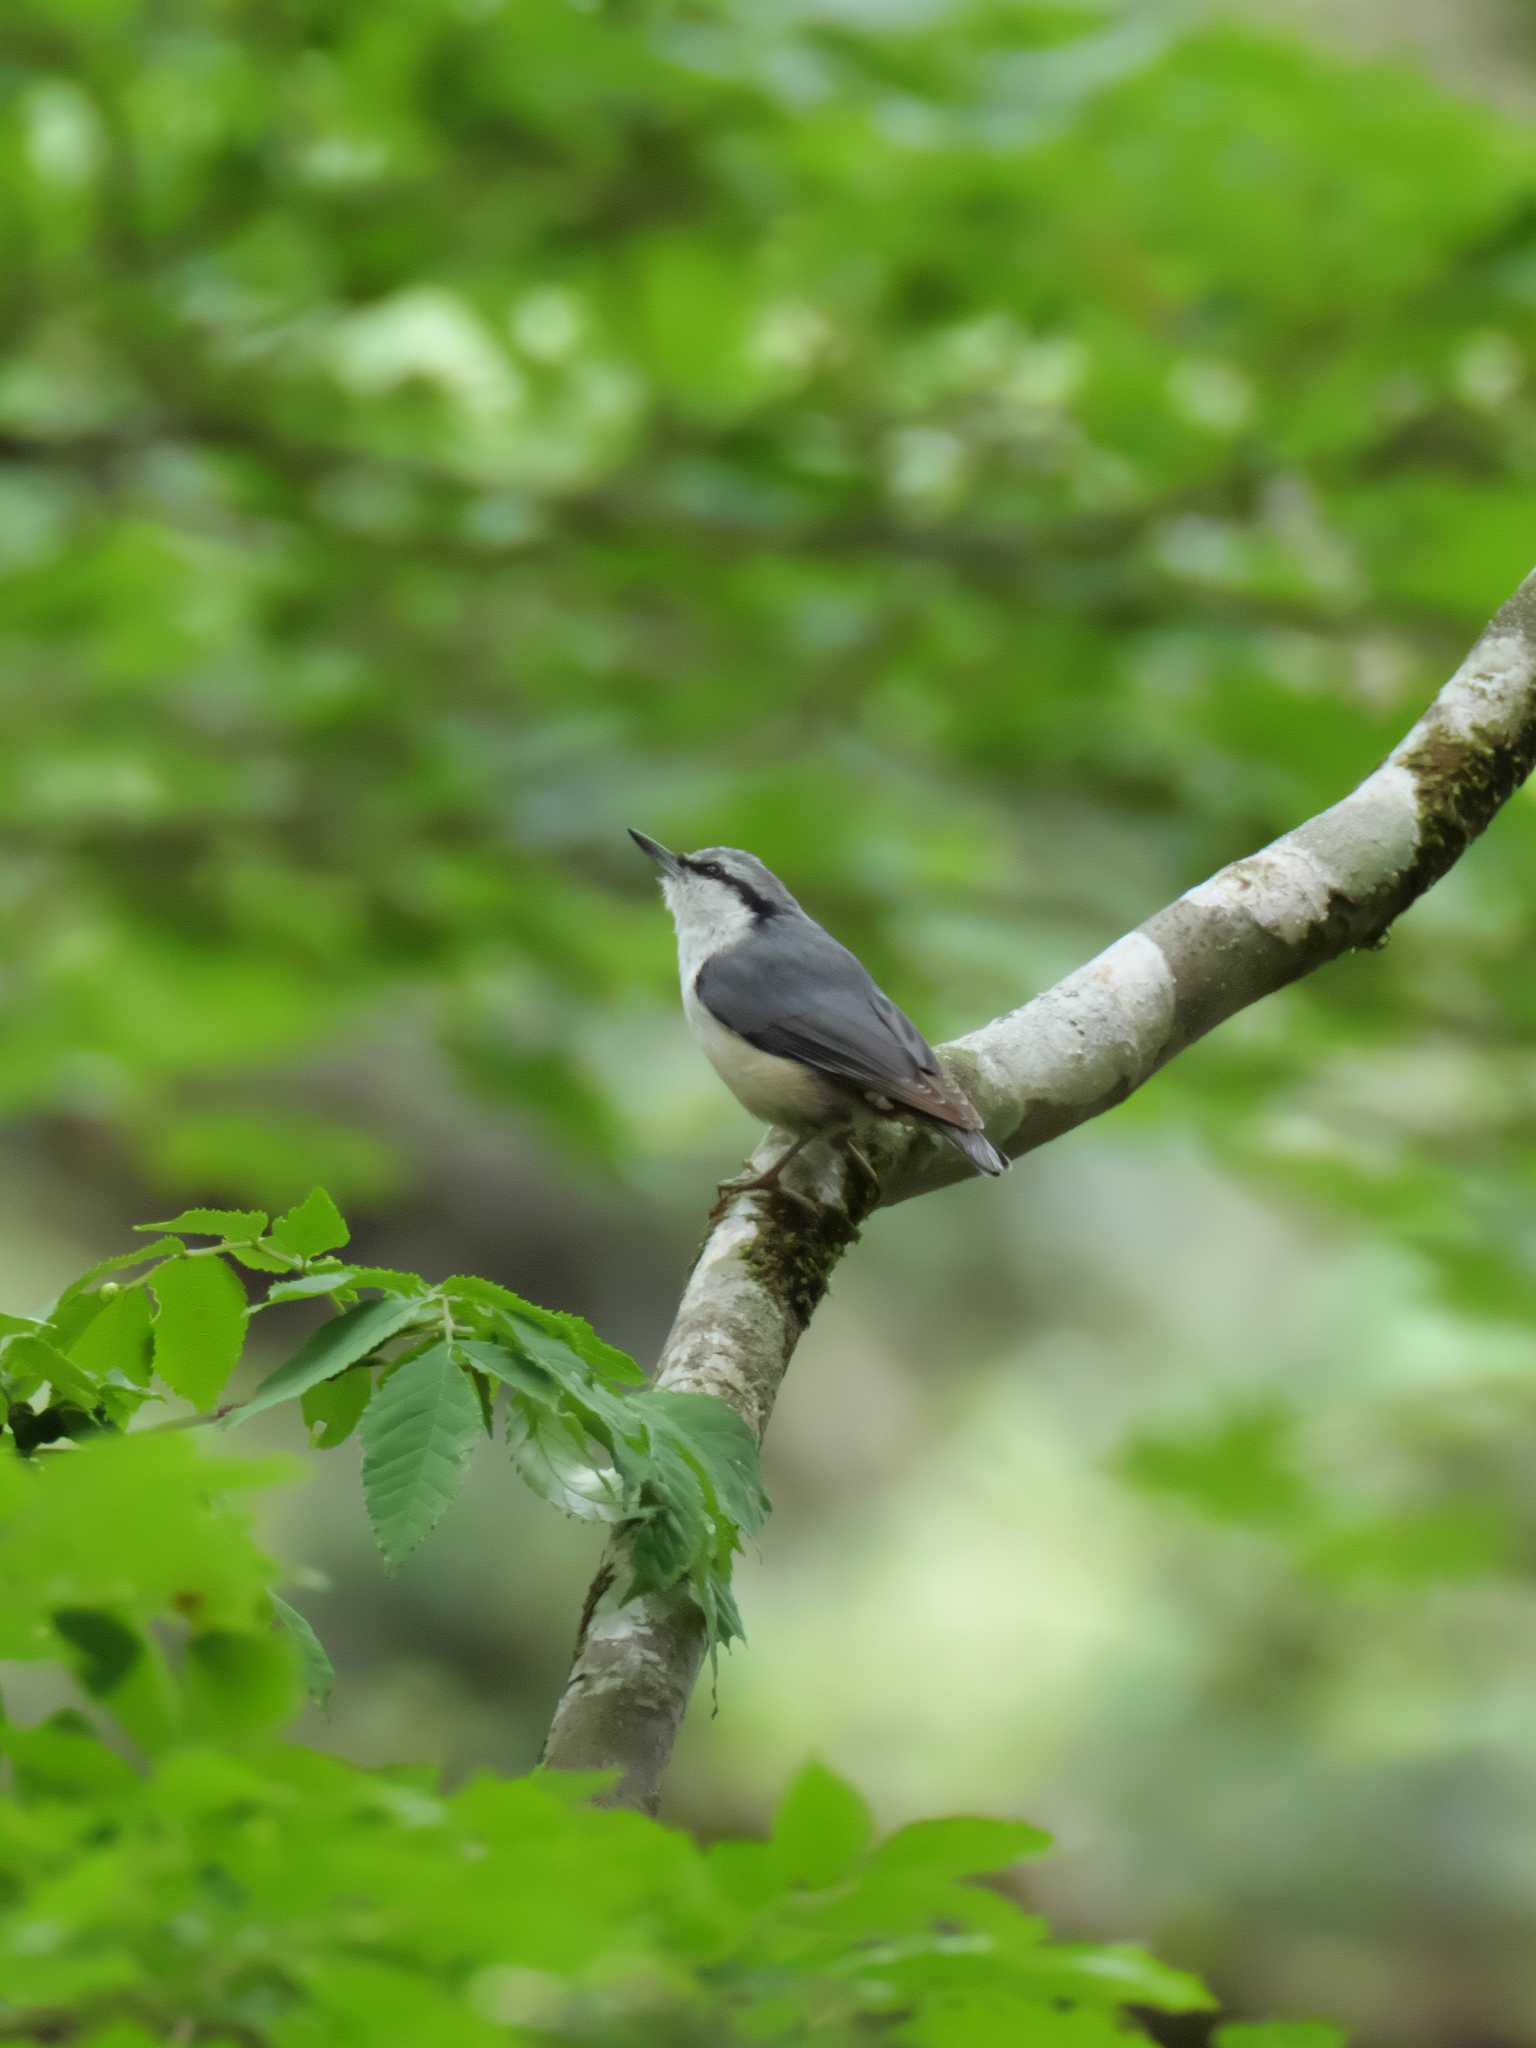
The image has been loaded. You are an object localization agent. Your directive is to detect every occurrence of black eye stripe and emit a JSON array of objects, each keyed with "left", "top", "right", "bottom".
[{"left": 682, "top": 855, "right": 778, "bottom": 920}]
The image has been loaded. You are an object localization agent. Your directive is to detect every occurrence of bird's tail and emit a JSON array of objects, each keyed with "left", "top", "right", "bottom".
[{"left": 937, "top": 1120, "right": 1009, "bottom": 1177}]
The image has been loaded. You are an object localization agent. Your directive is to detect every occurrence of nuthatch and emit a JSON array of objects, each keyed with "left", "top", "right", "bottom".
[{"left": 631, "top": 832, "right": 1008, "bottom": 1205}]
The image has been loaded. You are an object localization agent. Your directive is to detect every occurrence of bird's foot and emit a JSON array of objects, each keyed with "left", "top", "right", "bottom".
[
  {"left": 839, "top": 1132, "right": 882, "bottom": 1200},
  {"left": 708, "top": 1136, "right": 818, "bottom": 1222}
]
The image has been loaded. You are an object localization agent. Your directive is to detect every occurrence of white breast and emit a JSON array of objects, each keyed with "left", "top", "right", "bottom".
[{"left": 682, "top": 971, "right": 833, "bottom": 1128}]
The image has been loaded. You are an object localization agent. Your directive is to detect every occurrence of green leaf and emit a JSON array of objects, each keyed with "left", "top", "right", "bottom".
[
  {"left": 229, "top": 1241, "right": 301, "bottom": 1274},
  {"left": 270, "top": 1187, "right": 350, "bottom": 1259},
  {"left": 1117, "top": 1401, "right": 1315, "bottom": 1530},
  {"left": 271, "top": 1591, "right": 336, "bottom": 1709},
  {"left": 50, "top": 1611, "right": 177, "bottom": 1753},
  {"left": 1216, "top": 2028, "right": 1349, "bottom": 2048},
  {"left": 773, "top": 1762, "right": 874, "bottom": 1887},
  {"left": 1027, "top": 1943, "right": 1217, "bottom": 2012},
  {"left": 513, "top": 1310, "right": 647, "bottom": 1388},
  {"left": 873, "top": 1816, "right": 1053, "bottom": 1878},
  {"left": 456, "top": 1338, "right": 628, "bottom": 1518},
  {"left": 440, "top": 1273, "right": 535, "bottom": 1319},
  {"left": 360, "top": 1342, "right": 482, "bottom": 1568},
  {"left": 456, "top": 1337, "right": 552, "bottom": 1400},
  {"left": 337, "top": 1267, "right": 428, "bottom": 1295},
  {"left": 150, "top": 1255, "right": 249, "bottom": 1409},
  {"left": 4, "top": 1330, "right": 92, "bottom": 1400},
  {"left": 506, "top": 1400, "right": 626, "bottom": 1520},
  {"left": 1305, "top": 1504, "right": 1511, "bottom": 1587},
  {"left": 0, "top": 1430, "right": 295, "bottom": 1661},
  {"left": 0, "top": 1713, "right": 139, "bottom": 1799},
  {"left": 472, "top": 1335, "right": 756, "bottom": 1643},
  {"left": 68, "top": 1285, "right": 155, "bottom": 1386},
  {"left": 469, "top": 1364, "right": 495, "bottom": 1438},
  {"left": 230, "top": 1295, "right": 425, "bottom": 1425},
  {"left": 643, "top": 1388, "right": 769, "bottom": 1534},
  {"left": 182, "top": 1627, "right": 301, "bottom": 1737},
  {"left": 301, "top": 1368, "right": 372, "bottom": 1449},
  {"left": 52, "top": 1608, "right": 142, "bottom": 1695},
  {"left": 136, "top": 1208, "right": 267, "bottom": 1239},
  {"left": 266, "top": 1267, "right": 361, "bottom": 1302},
  {"left": 625, "top": 1389, "right": 770, "bottom": 1646},
  {"left": 442, "top": 1275, "right": 643, "bottom": 1386},
  {"left": 51, "top": 1239, "right": 185, "bottom": 1308},
  {"left": 898, "top": 1999, "right": 1129, "bottom": 2047}
]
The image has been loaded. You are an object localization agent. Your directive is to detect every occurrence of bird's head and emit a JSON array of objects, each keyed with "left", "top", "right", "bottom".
[{"left": 629, "top": 831, "right": 800, "bottom": 952}]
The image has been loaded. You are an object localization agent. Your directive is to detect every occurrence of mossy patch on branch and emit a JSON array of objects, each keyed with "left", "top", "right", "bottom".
[
  {"left": 1399, "top": 715, "right": 1536, "bottom": 897},
  {"left": 740, "top": 1187, "right": 864, "bottom": 1328}
]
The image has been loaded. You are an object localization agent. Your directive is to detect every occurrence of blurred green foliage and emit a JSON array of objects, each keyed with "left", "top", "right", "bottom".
[
  {"left": 5, "top": 0, "right": 1536, "bottom": 2039},
  {"left": 3, "top": 0, "right": 1536, "bottom": 1212},
  {"left": 0, "top": 1301, "right": 1234, "bottom": 2045}
]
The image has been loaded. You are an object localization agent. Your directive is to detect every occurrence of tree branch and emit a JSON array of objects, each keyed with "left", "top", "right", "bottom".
[{"left": 541, "top": 566, "right": 1536, "bottom": 1811}]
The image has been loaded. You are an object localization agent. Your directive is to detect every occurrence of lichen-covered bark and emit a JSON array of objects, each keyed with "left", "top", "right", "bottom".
[
  {"left": 885, "top": 568, "right": 1536, "bottom": 1205},
  {"left": 542, "top": 565, "right": 1536, "bottom": 1812}
]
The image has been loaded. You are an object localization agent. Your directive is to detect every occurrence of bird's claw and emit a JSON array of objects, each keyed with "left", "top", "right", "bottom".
[
  {"left": 840, "top": 1133, "right": 881, "bottom": 1198},
  {"left": 709, "top": 1149, "right": 819, "bottom": 1223}
]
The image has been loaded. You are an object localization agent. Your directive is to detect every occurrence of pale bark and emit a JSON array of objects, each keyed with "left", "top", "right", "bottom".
[{"left": 542, "top": 569, "right": 1536, "bottom": 1812}]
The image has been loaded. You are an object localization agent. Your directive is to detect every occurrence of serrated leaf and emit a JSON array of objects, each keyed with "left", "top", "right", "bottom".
[
  {"left": 229, "top": 1242, "right": 301, "bottom": 1274},
  {"left": 52, "top": 1239, "right": 185, "bottom": 1308},
  {"left": 360, "top": 1342, "right": 481, "bottom": 1568},
  {"left": 336, "top": 1266, "right": 427, "bottom": 1296},
  {"left": 270, "top": 1592, "right": 335, "bottom": 1708},
  {"left": 774, "top": 1762, "right": 874, "bottom": 1887},
  {"left": 506, "top": 1400, "right": 626, "bottom": 1520},
  {"left": 301, "top": 1368, "right": 372, "bottom": 1449},
  {"left": 266, "top": 1268, "right": 361, "bottom": 1302},
  {"left": 150, "top": 1255, "right": 248, "bottom": 1409},
  {"left": 136, "top": 1208, "right": 267, "bottom": 1239},
  {"left": 643, "top": 1389, "right": 770, "bottom": 1535},
  {"left": 270, "top": 1187, "right": 350, "bottom": 1259},
  {"left": 442, "top": 1276, "right": 643, "bottom": 1386},
  {"left": 455, "top": 1337, "right": 554, "bottom": 1400},
  {"left": 513, "top": 1311, "right": 646, "bottom": 1388},
  {"left": 68, "top": 1286, "right": 155, "bottom": 1386},
  {"left": 229, "top": 1295, "right": 424, "bottom": 1426},
  {"left": 438, "top": 1273, "right": 535, "bottom": 1320}
]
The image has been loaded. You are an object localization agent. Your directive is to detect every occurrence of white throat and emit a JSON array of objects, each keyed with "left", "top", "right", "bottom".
[{"left": 661, "top": 875, "right": 757, "bottom": 991}]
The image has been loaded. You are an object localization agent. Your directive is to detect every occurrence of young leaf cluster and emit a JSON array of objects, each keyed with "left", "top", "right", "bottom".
[{"left": 0, "top": 1194, "right": 766, "bottom": 1649}]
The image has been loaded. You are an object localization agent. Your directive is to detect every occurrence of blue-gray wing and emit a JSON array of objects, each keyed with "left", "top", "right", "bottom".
[{"left": 696, "top": 921, "right": 983, "bottom": 1132}]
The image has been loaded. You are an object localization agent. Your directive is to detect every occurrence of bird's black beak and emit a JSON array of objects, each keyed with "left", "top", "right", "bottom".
[{"left": 628, "top": 828, "right": 680, "bottom": 876}]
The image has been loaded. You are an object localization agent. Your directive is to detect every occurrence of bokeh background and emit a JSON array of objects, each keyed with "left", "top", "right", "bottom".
[{"left": 5, "top": 0, "right": 1536, "bottom": 2039}]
